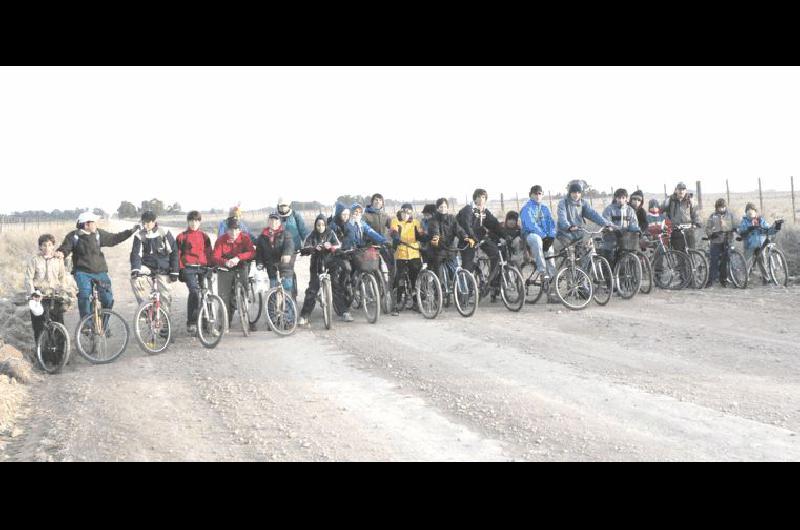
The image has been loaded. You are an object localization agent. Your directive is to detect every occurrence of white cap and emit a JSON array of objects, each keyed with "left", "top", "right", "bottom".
[
  {"left": 77, "top": 211, "right": 100, "bottom": 224},
  {"left": 276, "top": 197, "right": 289, "bottom": 207}
]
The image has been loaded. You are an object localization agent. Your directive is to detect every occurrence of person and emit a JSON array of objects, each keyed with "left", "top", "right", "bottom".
[
  {"left": 556, "top": 181, "right": 612, "bottom": 246},
  {"left": 419, "top": 204, "right": 438, "bottom": 266},
  {"left": 457, "top": 188, "right": 501, "bottom": 278},
  {"left": 217, "top": 205, "right": 252, "bottom": 238},
  {"left": 176, "top": 210, "right": 214, "bottom": 335},
  {"left": 256, "top": 212, "right": 296, "bottom": 294},
  {"left": 629, "top": 190, "right": 648, "bottom": 232},
  {"left": 363, "top": 193, "right": 396, "bottom": 288},
  {"left": 601, "top": 188, "right": 641, "bottom": 267},
  {"left": 520, "top": 185, "right": 557, "bottom": 281},
  {"left": 130, "top": 211, "right": 179, "bottom": 337},
  {"left": 56, "top": 212, "right": 138, "bottom": 319},
  {"left": 343, "top": 203, "right": 388, "bottom": 250},
  {"left": 704, "top": 198, "right": 738, "bottom": 288},
  {"left": 429, "top": 198, "right": 474, "bottom": 284},
  {"left": 327, "top": 203, "right": 355, "bottom": 322},
  {"left": 497, "top": 211, "right": 525, "bottom": 269},
  {"left": 739, "top": 203, "right": 781, "bottom": 284},
  {"left": 389, "top": 204, "right": 425, "bottom": 314},
  {"left": 297, "top": 214, "right": 342, "bottom": 327},
  {"left": 275, "top": 197, "right": 308, "bottom": 299},
  {"left": 646, "top": 198, "right": 670, "bottom": 239},
  {"left": 663, "top": 182, "right": 701, "bottom": 251},
  {"left": 25, "top": 234, "right": 77, "bottom": 346},
  {"left": 213, "top": 217, "right": 256, "bottom": 328}
]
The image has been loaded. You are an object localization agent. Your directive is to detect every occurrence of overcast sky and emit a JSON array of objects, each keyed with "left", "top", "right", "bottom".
[{"left": 1, "top": 66, "right": 798, "bottom": 215}]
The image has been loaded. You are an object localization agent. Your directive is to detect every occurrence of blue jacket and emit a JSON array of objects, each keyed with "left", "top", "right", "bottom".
[
  {"left": 557, "top": 197, "right": 609, "bottom": 241},
  {"left": 520, "top": 199, "right": 556, "bottom": 239},
  {"left": 739, "top": 216, "right": 774, "bottom": 250},
  {"left": 343, "top": 204, "right": 387, "bottom": 250},
  {"left": 278, "top": 208, "right": 309, "bottom": 250}
]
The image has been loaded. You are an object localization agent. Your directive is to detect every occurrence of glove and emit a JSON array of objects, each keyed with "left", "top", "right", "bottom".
[
  {"left": 131, "top": 271, "right": 140, "bottom": 279},
  {"left": 169, "top": 273, "right": 178, "bottom": 283},
  {"left": 466, "top": 238, "right": 476, "bottom": 248},
  {"left": 132, "top": 224, "right": 141, "bottom": 232},
  {"left": 431, "top": 235, "right": 440, "bottom": 247}
]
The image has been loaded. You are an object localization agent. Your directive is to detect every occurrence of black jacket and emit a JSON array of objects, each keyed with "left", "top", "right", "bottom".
[
  {"left": 59, "top": 228, "right": 135, "bottom": 274},
  {"left": 429, "top": 212, "right": 469, "bottom": 250},
  {"left": 256, "top": 228, "right": 295, "bottom": 271},
  {"left": 457, "top": 204, "right": 501, "bottom": 241},
  {"left": 130, "top": 226, "right": 179, "bottom": 276}
]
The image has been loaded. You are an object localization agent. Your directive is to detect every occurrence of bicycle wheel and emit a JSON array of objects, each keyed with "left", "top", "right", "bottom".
[
  {"left": 198, "top": 294, "right": 227, "bottom": 349},
  {"left": 727, "top": 249, "right": 748, "bottom": 289},
  {"left": 635, "top": 251, "right": 653, "bottom": 294},
  {"left": 75, "top": 310, "right": 129, "bottom": 364},
  {"left": 590, "top": 256, "right": 613, "bottom": 306},
  {"left": 555, "top": 266, "right": 593, "bottom": 310},
  {"left": 688, "top": 249, "right": 709, "bottom": 289},
  {"left": 768, "top": 247, "right": 789, "bottom": 287},
  {"left": 519, "top": 262, "right": 547, "bottom": 305},
  {"left": 236, "top": 282, "right": 249, "bottom": 336},
  {"left": 321, "top": 277, "right": 334, "bottom": 330},
  {"left": 133, "top": 302, "right": 171, "bottom": 354},
  {"left": 614, "top": 253, "right": 642, "bottom": 300},
  {"left": 499, "top": 265, "right": 525, "bottom": 312},
  {"left": 265, "top": 289, "right": 298, "bottom": 336},
  {"left": 37, "top": 322, "right": 70, "bottom": 374},
  {"left": 361, "top": 273, "right": 380, "bottom": 323},
  {"left": 653, "top": 250, "right": 692, "bottom": 290},
  {"left": 416, "top": 269, "right": 442, "bottom": 319},
  {"left": 454, "top": 269, "right": 478, "bottom": 318},
  {"left": 247, "top": 281, "right": 263, "bottom": 326}
]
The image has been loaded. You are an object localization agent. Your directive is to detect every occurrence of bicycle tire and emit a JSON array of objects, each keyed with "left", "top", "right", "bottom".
[
  {"left": 75, "top": 310, "right": 129, "bottom": 364},
  {"left": 37, "top": 322, "right": 70, "bottom": 374},
  {"left": 133, "top": 302, "right": 171, "bottom": 354},
  {"left": 247, "top": 281, "right": 263, "bottom": 326},
  {"left": 264, "top": 289, "right": 298, "bottom": 336},
  {"left": 378, "top": 272, "right": 393, "bottom": 315},
  {"left": 768, "top": 247, "right": 789, "bottom": 287},
  {"left": 454, "top": 269, "right": 478, "bottom": 318},
  {"left": 653, "top": 250, "right": 692, "bottom": 290},
  {"left": 416, "top": 268, "right": 442, "bottom": 319},
  {"left": 555, "top": 266, "right": 593, "bottom": 310},
  {"left": 727, "top": 249, "right": 748, "bottom": 289},
  {"left": 236, "top": 282, "right": 249, "bottom": 337},
  {"left": 636, "top": 251, "right": 653, "bottom": 294},
  {"left": 197, "top": 294, "right": 227, "bottom": 349},
  {"left": 614, "top": 253, "right": 642, "bottom": 300},
  {"left": 590, "top": 256, "right": 613, "bottom": 306},
  {"left": 499, "top": 265, "right": 525, "bottom": 312},
  {"left": 362, "top": 273, "right": 380, "bottom": 323},
  {"left": 321, "top": 277, "right": 333, "bottom": 330},
  {"left": 520, "top": 262, "right": 547, "bottom": 305},
  {"left": 688, "top": 249, "right": 709, "bottom": 289}
]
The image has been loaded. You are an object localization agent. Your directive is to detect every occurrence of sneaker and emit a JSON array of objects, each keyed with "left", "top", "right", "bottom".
[
  {"left": 704, "top": 280, "right": 713, "bottom": 289},
  {"left": 187, "top": 324, "right": 198, "bottom": 336},
  {"left": 249, "top": 323, "right": 258, "bottom": 332},
  {"left": 298, "top": 316, "right": 310, "bottom": 327},
  {"left": 341, "top": 312, "right": 354, "bottom": 322}
]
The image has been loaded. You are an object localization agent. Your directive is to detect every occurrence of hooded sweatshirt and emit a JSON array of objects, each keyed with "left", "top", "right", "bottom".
[
  {"left": 303, "top": 214, "right": 341, "bottom": 249},
  {"left": 24, "top": 253, "right": 77, "bottom": 298},
  {"left": 277, "top": 204, "right": 309, "bottom": 250},
  {"left": 739, "top": 215, "right": 773, "bottom": 250},
  {"left": 457, "top": 202, "right": 501, "bottom": 241},
  {"left": 342, "top": 203, "right": 387, "bottom": 250},
  {"left": 556, "top": 196, "right": 609, "bottom": 241},
  {"left": 429, "top": 211, "right": 469, "bottom": 251}
]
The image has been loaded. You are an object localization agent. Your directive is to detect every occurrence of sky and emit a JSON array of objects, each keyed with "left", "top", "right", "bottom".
[{"left": 1, "top": 66, "right": 799, "bottom": 215}]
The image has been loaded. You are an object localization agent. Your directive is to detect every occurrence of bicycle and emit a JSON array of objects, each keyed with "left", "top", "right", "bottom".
[
  {"left": 671, "top": 224, "right": 709, "bottom": 289},
  {"left": 390, "top": 240, "right": 441, "bottom": 318},
  {"left": 341, "top": 246, "right": 383, "bottom": 323},
  {"left": 645, "top": 226, "right": 692, "bottom": 290},
  {"left": 473, "top": 238, "right": 525, "bottom": 312},
  {"left": 218, "top": 264, "right": 252, "bottom": 337},
  {"left": 744, "top": 220, "right": 788, "bottom": 287},
  {"left": 701, "top": 232, "right": 748, "bottom": 288},
  {"left": 300, "top": 245, "right": 335, "bottom": 330},
  {"left": 391, "top": 240, "right": 422, "bottom": 314},
  {"left": 191, "top": 266, "right": 228, "bottom": 348},
  {"left": 518, "top": 238, "right": 557, "bottom": 306},
  {"left": 246, "top": 263, "right": 264, "bottom": 330},
  {"left": 263, "top": 269, "right": 298, "bottom": 336},
  {"left": 374, "top": 243, "right": 395, "bottom": 316},
  {"left": 131, "top": 271, "right": 172, "bottom": 354},
  {"left": 74, "top": 278, "right": 130, "bottom": 364},
  {"left": 605, "top": 229, "right": 643, "bottom": 300},
  {"left": 573, "top": 227, "right": 614, "bottom": 306},
  {"left": 415, "top": 242, "right": 478, "bottom": 318},
  {"left": 33, "top": 293, "right": 71, "bottom": 374}
]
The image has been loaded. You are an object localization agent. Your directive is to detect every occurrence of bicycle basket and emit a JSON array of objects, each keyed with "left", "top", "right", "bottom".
[
  {"left": 351, "top": 247, "right": 381, "bottom": 272},
  {"left": 620, "top": 232, "right": 640, "bottom": 251}
]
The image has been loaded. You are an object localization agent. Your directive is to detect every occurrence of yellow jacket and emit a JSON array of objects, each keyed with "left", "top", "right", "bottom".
[{"left": 390, "top": 218, "right": 422, "bottom": 261}]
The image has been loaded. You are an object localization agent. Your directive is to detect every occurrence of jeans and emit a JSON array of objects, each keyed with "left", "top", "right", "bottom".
[
  {"left": 525, "top": 233, "right": 556, "bottom": 277},
  {"left": 182, "top": 267, "right": 202, "bottom": 325},
  {"left": 217, "top": 266, "right": 249, "bottom": 324},
  {"left": 708, "top": 243, "right": 728, "bottom": 284},
  {"left": 74, "top": 271, "right": 114, "bottom": 319}
]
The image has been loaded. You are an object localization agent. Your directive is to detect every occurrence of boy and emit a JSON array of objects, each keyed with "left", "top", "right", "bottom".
[
  {"left": 298, "top": 214, "right": 341, "bottom": 326},
  {"left": 213, "top": 217, "right": 256, "bottom": 328},
  {"left": 25, "top": 234, "right": 77, "bottom": 345},
  {"left": 176, "top": 210, "right": 214, "bottom": 335},
  {"left": 705, "top": 199, "right": 738, "bottom": 288}
]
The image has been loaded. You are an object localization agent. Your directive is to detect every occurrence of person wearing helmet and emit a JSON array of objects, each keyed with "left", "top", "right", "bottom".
[
  {"left": 213, "top": 217, "right": 256, "bottom": 328},
  {"left": 663, "top": 182, "right": 702, "bottom": 252},
  {"left": 601, "top": 188, "right": 641, "bottom": 267},
  {"left": 274, "top": 198, "right": 308, "bottom": 300},
  {"left": 556, "top": 181, "right": 612, "bottom": 245},
  {"left": 56, "top": 212, "right": 138, "bottom": 319},
  {"left": 705, "top": 199, "right": 738, "bottom": 288},
  {"left": 25, "top": 234, "right": 77, "bottom": 346},
  {"left": 130, "top": 211, "right": 180, "bottom": 337},
  {"left": 298, "top": 214, "right": 342, "bottom": 327},
  {"left": 521, "top": 185, "right": 557, "bottom": 281},
  {"left": 217, "top": 205, "right": 252, "bottom": 238}
]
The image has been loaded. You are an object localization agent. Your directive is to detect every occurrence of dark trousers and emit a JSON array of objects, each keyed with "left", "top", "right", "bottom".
[
  {"left": 460, "top": 240, "right": 500, "bottom": 279},
  {"left": 31, "top": 301, "right": 65, "bottom": 345},
  {"left": 330, "top": 257, "right": 352, "bottom": 316},
  {"left": 217, "top": 266, "right": 249, "bottom": 324},
  {"left": 300, "top": 255, "right": 330, "bottom": 317},
  {"left": 708, "top": 242, "right": 729, "bottom": 284},
  {"left": 394, "top": 258, "right": 422, "bottom": 301},
  {"left": 182, "top": 267, "right": 202, "bottom": 325},
  {"left": 671, "top": 229, "right": 696, "bottom": 252}
]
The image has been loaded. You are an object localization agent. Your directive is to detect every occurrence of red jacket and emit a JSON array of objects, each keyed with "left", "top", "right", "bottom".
[
  {"left": 176, "top": 229, "right": 214, "bottom": 269},
  {"left": 213, "top": 232, "right": 256, "bottom": 266}
]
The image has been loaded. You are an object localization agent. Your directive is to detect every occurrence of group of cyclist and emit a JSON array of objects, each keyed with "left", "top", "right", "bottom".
[{"left": 22, "top": 181, "right": 786, "bottom": 351}]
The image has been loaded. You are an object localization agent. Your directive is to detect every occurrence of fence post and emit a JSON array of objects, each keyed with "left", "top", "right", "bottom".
[
  {"left": 726, "top": 179, "right": 731, "bottom": 208},
  {"left": 548, "top": 191, "right": 553, "bottom": 212},
  {"left": 695, "top": 180, "right": 703, "bottom": 210},
  {"left": 758, "top": 177, "right": 764, "bottom": 213},
  {"left": 792, "top": 176, "right": 796, "bottom": 224},
  {"left": 664, "top": 184, "right": 668, "bottom": 200},
  {"left": 515, "top": 193, "right": 520, "bottom": 212},
  {"left": 500, "top": 193, "right": 505, "bottom": 214}
]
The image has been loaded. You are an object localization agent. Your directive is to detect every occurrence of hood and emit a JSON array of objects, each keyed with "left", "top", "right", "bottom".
[
  {"left": 351, "top": 202, "right": 364, "bottom": 213},
  {"left": 333, "top": 202, "right": 350, "bottom": 225},
  {"left": 365, "top": 205, "right": 383, "bottom": 214}
]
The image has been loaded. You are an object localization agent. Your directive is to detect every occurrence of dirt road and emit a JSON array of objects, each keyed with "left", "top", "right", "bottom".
[{"left": 2, "top": 223, "right": 799, "bottom": 461}]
